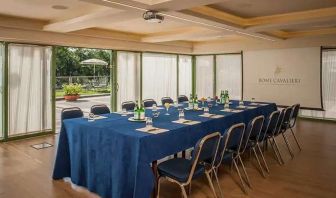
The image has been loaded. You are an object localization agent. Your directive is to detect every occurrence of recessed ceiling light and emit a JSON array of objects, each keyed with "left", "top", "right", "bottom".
[{"left": 52, "top": 5, "right": 68, "bottom": 10}]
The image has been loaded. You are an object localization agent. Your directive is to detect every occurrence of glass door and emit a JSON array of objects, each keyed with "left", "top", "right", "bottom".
[{"left": 8, "top": 44, "right": 53, "bottom": 136}]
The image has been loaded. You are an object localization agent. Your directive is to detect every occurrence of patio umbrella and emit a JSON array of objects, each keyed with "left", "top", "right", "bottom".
[{"left": 80, "top": 58, "right": 108, "bottom": 77}]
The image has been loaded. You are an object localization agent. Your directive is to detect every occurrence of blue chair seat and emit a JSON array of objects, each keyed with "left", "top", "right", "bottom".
[{"left": 158, "top": 158, "right": 205, "bottom": 183}]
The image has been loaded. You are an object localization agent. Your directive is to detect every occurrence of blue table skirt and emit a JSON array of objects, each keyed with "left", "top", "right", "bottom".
[{"left": 53, "top": 101, "right": 277, "bottom": 198}]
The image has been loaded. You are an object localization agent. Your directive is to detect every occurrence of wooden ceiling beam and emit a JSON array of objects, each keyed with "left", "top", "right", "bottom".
[
  {"left": 267, "top": 27, "right": 336, "bottom": 39},
  {"left": 189, "top": 6, "right": 336, "bottom": 30}
]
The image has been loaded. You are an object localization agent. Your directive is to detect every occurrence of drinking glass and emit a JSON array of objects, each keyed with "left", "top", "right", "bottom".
[
  {"left": 164, "top": 103, "right": 170, "bottom": 115},
  {"left": 208, "top": 102, "right": 213, "bottom": 109},
  {"left": 88, "top": 113, "right": 95, "bottom": 122},
  {"left": 146, "top": 117, "right": 153, "bottom": 128},
  {"left": 204, "top": 106, "right": 209, "bottom": 116},
  {"left": 178, "top": 109, "right": 185, "bottom": 120},
  {"left": 121, "top": 108, "right": 127, "bottom": 116},
  {"left": 152, "top": 104, "right": 157, "bottom": 111}
]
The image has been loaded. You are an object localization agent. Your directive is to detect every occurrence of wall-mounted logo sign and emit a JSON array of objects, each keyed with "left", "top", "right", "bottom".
[{"left": 258, "top": 66, "right": 301, "bottom": 85}]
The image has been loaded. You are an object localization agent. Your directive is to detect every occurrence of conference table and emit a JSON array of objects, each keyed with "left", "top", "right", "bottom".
[{"left": 53, "top": 101, "right": 277, "bottom": 198}]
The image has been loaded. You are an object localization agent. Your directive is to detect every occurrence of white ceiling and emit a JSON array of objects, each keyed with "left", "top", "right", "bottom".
[
  {"left": 0, "top": 0, "right": 335, "bottom": 43},
  {"left": 0, "top": 0, "right": 105, "bottom": 21}
]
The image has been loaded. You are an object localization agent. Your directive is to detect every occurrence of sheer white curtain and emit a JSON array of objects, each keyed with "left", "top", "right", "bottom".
[
  {"left": 300, "top": 49, "right": 336, "bottom": 119},
  {"left": 142, "top": 53, "right": 177, "bottom": 105},
  {"left": 117, "top": 51, "right": 141, "bottom": 110},
  {"left": 196, "top": 55, "right": 214, "bottom": 98},
  {"left": 216, "top": 54, "right": 242, "bottom": 100},
  {"left": 178, "top": 55, "right": 192, "bottom": 97},
  {"left": 8, "top": 44, "right": 52, "bottom": 136},
  {"left": 0, "top": 43, "right": 3, "bottom": 138},
  {"left": 322, "top": 50, "right": 336, "bottom": 118}
]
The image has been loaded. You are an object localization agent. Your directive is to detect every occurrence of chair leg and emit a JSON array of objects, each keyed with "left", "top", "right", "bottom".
[
  {"left": 156, "top": 177, "right": 162, "bottom": 198},
  {"left": 273, "top": 137, "right": 285, "bottom": 165},
  {"left": 187, "top": 182, "right": 191, "bottom": 195},
  {"left": 233, "top": 158, "right": 248, "bottom": 194},
  {"left": 180, "top": 185, "right": 188, "bottom": 198},
  {"left": 290, "top": 128, "right": 302, "bottom": 151},
  {"left": 270, "top": 139, "right": 283, "bottom": 165},
  {"left": 282, "top": 132, "right": 294, "bottom": 158},
  {"left": 252, "top": 147, "right": 266, "bottom": 178},
  {"left": 237, "top": 155, "right": 252, "bottom": 188},
  {"left": 257, "top": 143, "right": 270, "bottom": 173},
  {"left": 205, "top": 171, "right": 218, "bottom": 198},
  {"left": 213, "top": 169, "right": 223, "bottom": 198}
]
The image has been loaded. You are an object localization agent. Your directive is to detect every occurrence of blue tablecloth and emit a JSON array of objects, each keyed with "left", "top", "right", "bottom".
[{"left": 53, "top": 101, "right": 277, "bottom": 198}]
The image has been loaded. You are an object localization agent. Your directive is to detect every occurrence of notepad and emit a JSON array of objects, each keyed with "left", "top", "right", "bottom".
[
  {"left": 199, "top": 114, "right": 224, "bottom": 118},
  {"left": 220, "top": 109, "right": 243, "bottom": 113},
  {"left": 136, "top": 127, "right": 169, "bottom": 134},
  {"left": 172, "top": 119, "right": 200, "bottom": 125}
]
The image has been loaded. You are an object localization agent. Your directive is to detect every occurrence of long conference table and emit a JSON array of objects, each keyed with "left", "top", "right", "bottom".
[{"left": 53, "top": 101, "right": 277, "bottom": 198}]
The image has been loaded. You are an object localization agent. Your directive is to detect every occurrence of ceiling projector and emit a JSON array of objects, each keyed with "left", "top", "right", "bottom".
[{"left": 143, "top": 10, "right": 164, "bottom": 23}]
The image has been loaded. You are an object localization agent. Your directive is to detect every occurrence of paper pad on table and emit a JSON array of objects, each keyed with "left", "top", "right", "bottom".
[
  {"left": 172, "top": 119, "right": 200, "bottom": 125},
  {"left": 221, "top": 109, "right": 243, "bottom": 113},
  {"left": 199, "top": 114, "right": 224, "bottom": 118},
  {"left": 136, "top": 127, "right": 168, "bottom": 134}
]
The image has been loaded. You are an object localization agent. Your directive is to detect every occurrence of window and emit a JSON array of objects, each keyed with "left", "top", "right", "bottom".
[
  {"left": 117, "top": 51, "right": 141, "bottom": 110},
  {"left": 321, "top": 49, "right": 336, "bottom": 119},
  {"left": 196, "top": 55, "right": 214, "bottom": 98},
  {"left": 178, "top": 55, "right": 192, "bottom": 97},
  {"left": 8, "top": 44, "right": 52, "bottom": 136},
  {"left": 300, "top": 48, "right": 336, "bottom": 119},
  {"left": 216, "top": 54, "right": 242, "bottom": 100},
  {"left": 142, "top": 53, "right": 177, "bottom": 105},
  {"left": 0, "top": 43, "right": 3, "bottom": 138}
]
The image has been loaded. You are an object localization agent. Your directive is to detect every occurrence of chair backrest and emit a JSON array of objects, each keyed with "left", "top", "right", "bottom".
[
  {"left": 91, "top": 104, "right": 110, "bottom": 115},
  {"left": 290, "top": 103, "right": 300, "bottom": 128},
  {"left": 261, "top": 110, "right": 280, "bottom": 141},
  {"left": 241, "top": 115, "right": 264, "bottom": 153},
  {"left": 281, "top": 106, "right": 293, "bottom": 130},
  {"left": 61, "top": 107, "right": 83, "bottom": 121},
  {"left": 161, "top": 97, "right": 174, "bottom": 105},
  {"left": 178, "top": 95, "right": 188, "bottom": 103},
  {"left": 187, "top": 132, "right": 221, "bottom": 184},
  {"left": 121, "top": 101, "right": 136, "bottom": 111},
  {"left": 143, "top": 99, "right": 157, "bottom": 108},
  {"left": 274, "top": 108, "right": 285, "bottom": 136},
  {"left": 214, "top": 123, "right": 245, "bottom": 169}
]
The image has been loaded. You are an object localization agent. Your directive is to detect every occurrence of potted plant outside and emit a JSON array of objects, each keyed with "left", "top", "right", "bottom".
[{"left": 63, "top": 83, "right": 82, "bottom": 101}]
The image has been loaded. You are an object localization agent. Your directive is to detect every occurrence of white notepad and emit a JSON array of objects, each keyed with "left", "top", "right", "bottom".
[
  {"left": 199, "top": 114, "right": 224, "bottom": 118},
  {"left": 136, "top": 127, "right": 169, "bottom": 134},
  {"left": 172, "top": 119, "right": 201, "bottom": 125}
]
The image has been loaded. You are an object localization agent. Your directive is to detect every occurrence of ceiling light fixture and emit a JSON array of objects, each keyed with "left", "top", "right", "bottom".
[
  {"left": 52, "top": 5, "right": 68, "bottom": 10},
  {"left": 100, "top": 0, "right": 275, "bottom": 41}
]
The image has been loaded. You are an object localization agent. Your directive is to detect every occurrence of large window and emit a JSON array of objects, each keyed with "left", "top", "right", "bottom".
[
  {"left": 117, "top": 51, "right": 141, "bottom": 110},
  {"left": 322, "top": 49, "right": 336, "bottom": 119},
  {"left": 178, "top": 55, "right": 192, "bottom": 97},
  {"left": 300, "top": 48, "right": 336, "bottom": 119},
  {"left": 0, "top": 43, "right": 3, "bottom": 138},
  {"left": 216, "top": 54, "right": 242, "bottom": 100},
  {"left": 8, "top": 44, "right": 52, "bottom": 136},
  {"left": 196, "top": 55, "right": 214, "bottom": 98},
  {"left": 142, "top": 53, "right": 177, "bottom": 105}
]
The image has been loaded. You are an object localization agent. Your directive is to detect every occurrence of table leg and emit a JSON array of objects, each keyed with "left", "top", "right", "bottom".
[{"left": 152, "top": 160, "right": 158, "bottom": 198}]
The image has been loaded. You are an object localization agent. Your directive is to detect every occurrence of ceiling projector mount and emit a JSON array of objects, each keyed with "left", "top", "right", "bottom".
[{"left": 143, "top": 10, "right": 164, "bottom": 23}]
